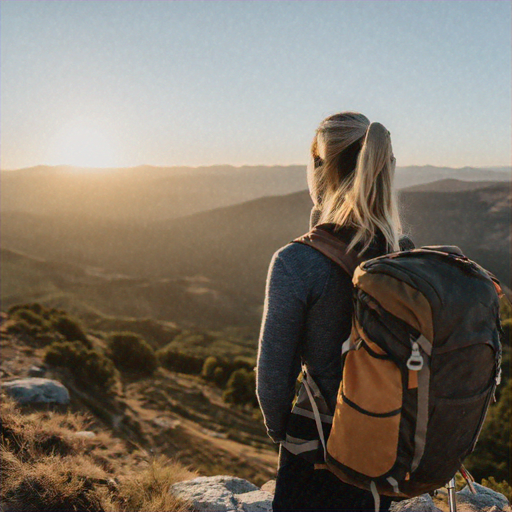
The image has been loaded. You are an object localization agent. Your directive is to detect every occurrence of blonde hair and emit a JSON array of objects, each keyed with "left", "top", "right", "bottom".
[{"left": 307, "top": 112, "right": 402, "bottom": 255}]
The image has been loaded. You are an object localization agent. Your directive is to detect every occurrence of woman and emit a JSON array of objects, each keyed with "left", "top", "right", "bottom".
[{"left": 256, "top": 112, "right": 412, "bottom": 511}]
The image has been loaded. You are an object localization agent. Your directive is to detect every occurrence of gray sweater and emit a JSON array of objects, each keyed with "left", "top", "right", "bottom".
[{"left": 256, "top": 214, "right": 412, "bottom": 443}]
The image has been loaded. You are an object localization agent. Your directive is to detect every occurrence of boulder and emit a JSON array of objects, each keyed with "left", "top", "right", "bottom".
[
  {"left": 390, "top": 494, "right": 442, "bottom": 512},
  {"left": 170, "top": 475, "right": 271, "bottom": 512},
  {"left": 170, "top": 476, "right": 510, "bottom": 512},
  {"left": 260, "top": 480, "right": 276, "bottom": 494},
  {"left": 234, "top": 490, "right": 272, "bottom": 512},
  {"left": 457, "top": 483, "right": 510, "bottom": 512},
  {"left": 1, "top": 378, "right": 70, "bottom": 405}
]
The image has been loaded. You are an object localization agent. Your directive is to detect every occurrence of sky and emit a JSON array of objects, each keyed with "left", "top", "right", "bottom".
[{"left": 1, "top": 0, "right": 511, "bottom": 170}]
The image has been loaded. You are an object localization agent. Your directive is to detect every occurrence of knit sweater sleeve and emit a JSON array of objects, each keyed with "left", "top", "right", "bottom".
[{"left": 256, "top": 248, "right": 306, "bottom": 443}]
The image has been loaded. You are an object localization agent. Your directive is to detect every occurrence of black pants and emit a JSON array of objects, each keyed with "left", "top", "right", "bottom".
[{"left": 272, "top": 446, "right": 393, "bottom": 512}]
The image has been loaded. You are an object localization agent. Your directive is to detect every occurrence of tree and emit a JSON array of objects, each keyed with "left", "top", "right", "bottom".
[
  {"left": 107, "top": 332, "right": 158, "bottom": 377},
  {"left": 222, "top": 369, "right": 257, "bottom": 407}
]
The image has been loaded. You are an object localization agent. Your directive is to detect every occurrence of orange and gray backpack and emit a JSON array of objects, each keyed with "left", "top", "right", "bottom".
[{"left": 286, "top": 225, "right": 503, "bottom": 506}]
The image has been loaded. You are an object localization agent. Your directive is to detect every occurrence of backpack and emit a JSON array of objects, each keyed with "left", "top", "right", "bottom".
[{"left": 287, "top": 225, "right": 503, "bottom": 503}]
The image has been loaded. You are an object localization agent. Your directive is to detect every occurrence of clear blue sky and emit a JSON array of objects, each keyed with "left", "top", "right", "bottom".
[{"left": 1, "top": 0, "right": 511, "bottom": 169}]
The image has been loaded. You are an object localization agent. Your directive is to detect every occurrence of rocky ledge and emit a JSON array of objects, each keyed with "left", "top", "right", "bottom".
[{"left": 170, "top": 477, "right": 511, "bottom": 512}]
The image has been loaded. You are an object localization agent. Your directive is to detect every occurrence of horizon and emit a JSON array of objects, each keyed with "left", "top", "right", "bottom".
[
  {"left": 1, "top": 1, "right": 511, "bottom": 170},
  {"left": 1, "top": 163, "right": 512, "bottom": 174}
]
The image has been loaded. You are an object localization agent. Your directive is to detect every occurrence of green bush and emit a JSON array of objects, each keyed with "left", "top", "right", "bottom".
[
  {"left": 6, "top": 303, "right": 91, "bottom": 348},
  {"left": 7, "top": 319, "right": 40, "bottom": 342},
  {"left": 222, "top": 369, "right": 257, "bottom": 407},
  {"left": 200, "top": 355, "right": 254, "bottom": 388},
  {"left": 11, "top": 308, "right": 46, "bottom": 328},
  {"left": 44, "top": 341, "right": 117, "bottom": 393},
  {"left": 52, "top": 315, "right": 89, "bottom": 346},
  {"left": 156, "top": 348, "right": 205, "bottom": 375},
  {"left": 8, "top": 305, "right": 49, "bottom": 340},
  {"left": 8, "top": 303, "right": 44, "bottom": 316},
  {"left": 213, "top": 366, "right": 226, "bottom": 386},
  {"left": 107, "top": 332, "right": 158, "bottom": 377},
  {"left": 202, "top": 357, "right": 219, "bottom": 381},
  {"left": 500, "top": 296, "right": 511, "bottom": 346},
  {"left": 465, "top": 378, "right": 511, "bottom": 485}
]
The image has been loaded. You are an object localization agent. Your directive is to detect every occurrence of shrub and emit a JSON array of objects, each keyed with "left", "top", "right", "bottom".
[
  {"left": 465, "top": 378, "right": 511, "bottom": 485},
  {"left": 6, "top": 304, "right": 91, "bottom": 348},
  {"left": 157, "top": 348, "right": 204, "bottom": 375},
  {"left": 200, "top": 356, "right": 254, "bottom": 388},
  {"left": 7, "top": 319, "right": 39, "bottom": 338},
  {"left": 8, "top": 305, "right": 49, "bottom": 341},
  {"left": 222, "top": 369, "right": 258, "bottom": 407},
  {"left": 213, "top": 366, "right": 226, "bottom": 386},
  {"left": 51, "top": 315, "right": 89, "bottom": 346},
  {"left": 11, "top": 309, "right": 46, "bottom": 328},
  {"left": 44, "top": 341, "right": 117, "bottom": 393},
  {"left": 107, "top": 332, "right": 158, "bottom": 377},
  {"left": 8, "top": 303, "right": 44, "bottom": 316},
  {"left": 201, "top": 357, "right": 218, "bottom": 381}
]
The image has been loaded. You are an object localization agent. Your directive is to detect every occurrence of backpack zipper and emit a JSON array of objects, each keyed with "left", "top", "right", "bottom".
[{"left": 406, "top": 339, "right": 424, "bottom": 371}]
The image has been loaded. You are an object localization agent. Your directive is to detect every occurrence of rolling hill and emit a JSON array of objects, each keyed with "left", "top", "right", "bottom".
[{"left": 1, "top": 179, "right": 510, "bottom": 334}]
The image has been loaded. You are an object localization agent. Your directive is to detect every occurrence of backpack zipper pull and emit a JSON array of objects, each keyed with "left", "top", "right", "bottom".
[{"left": 407, "top": 341, "right": 424, "bottom": 371}]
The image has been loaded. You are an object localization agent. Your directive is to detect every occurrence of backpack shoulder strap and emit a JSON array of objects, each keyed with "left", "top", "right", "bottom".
[{"left": 293, "top": 226, "right": 363, "bottom": 277}]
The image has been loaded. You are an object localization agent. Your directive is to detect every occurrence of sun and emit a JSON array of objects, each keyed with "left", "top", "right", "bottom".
[{"left": 48, "top": 119, "right": 119, "bottom": 168}]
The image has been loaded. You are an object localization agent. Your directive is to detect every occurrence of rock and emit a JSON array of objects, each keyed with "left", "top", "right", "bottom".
[
  {"left": 457, "top": 483, "right": 510, "bottom": 512},
  {"left": 390, "top": 494, "right": 442, "bottom": 512},
  {"left": 235, "top": 490, "right": 273, "bottom": 512},
  {"left": 1, "top": 378, "right": 70, "bottom": 405},
  {"left": 74, "top": 431, "right": 96, "bottom": 439},
  {"left": 28, "top": 365, "right": 47, "bottom": 377},
  {"left": 153, "top": 417, "right": 181, "bottom": 429},
  {"left": 201, "top": 427, "right": 228, "bottom": 439},
  {"left": 170, "top": 476, "right": 263, "bottom": 512},
  {"left": 260, "top": 480, "right": 275, "bottom": 494},
  {"left": 170, "top": 476, "right": 510, "bottom": 512}
]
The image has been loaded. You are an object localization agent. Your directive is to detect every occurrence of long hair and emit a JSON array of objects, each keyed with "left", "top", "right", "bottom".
[{"left": 307, "top": 112, "right": 402, "bottom": 254}]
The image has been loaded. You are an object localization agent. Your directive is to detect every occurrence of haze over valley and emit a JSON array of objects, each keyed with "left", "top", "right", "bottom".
[{"left": 2, "top": 165, "right": 510, "bottom": 336}]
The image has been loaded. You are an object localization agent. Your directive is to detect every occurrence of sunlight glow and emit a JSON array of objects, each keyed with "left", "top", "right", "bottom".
[{"left": 47, "top": 119, "right": 119, "bottom": 168}]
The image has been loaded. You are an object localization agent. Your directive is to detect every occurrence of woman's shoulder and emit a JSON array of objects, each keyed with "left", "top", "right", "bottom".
[
  {"left": 270, "top": 240, "right": 336, "bottom": 291},
  {"left": 272, "top": 240, "right": 331, "bottom": 269}
]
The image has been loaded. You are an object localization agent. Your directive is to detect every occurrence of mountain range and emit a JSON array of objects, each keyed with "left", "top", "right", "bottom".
[
  {"left": 2, "top": 164, "right": 509, "bottom": 222},
  {"left": 1, "top": 165, "right": 510, "bottom": 335}
]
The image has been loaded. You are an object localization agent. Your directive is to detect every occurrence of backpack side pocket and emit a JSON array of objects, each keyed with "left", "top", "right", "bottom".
[{"left": 327, "top": 344, "right": 403, "bottom": 478}]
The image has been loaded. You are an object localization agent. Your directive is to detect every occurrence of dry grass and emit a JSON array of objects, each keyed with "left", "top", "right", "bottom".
[
  {"left": 111, "top": 455, "right": 194, "bottom": 512},
  {"left": 0, "top": 393, "right": 196, "bottom": 512}
]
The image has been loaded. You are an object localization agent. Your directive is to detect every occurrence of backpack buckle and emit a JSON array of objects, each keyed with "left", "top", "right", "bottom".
[{"left": 407, "top": 341, "right": 424, "bottom": 371}]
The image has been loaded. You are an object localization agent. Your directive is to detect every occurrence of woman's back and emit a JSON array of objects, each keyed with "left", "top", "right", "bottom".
[{"left": 257, "top": 225, "right": 389, "bottom": 436}]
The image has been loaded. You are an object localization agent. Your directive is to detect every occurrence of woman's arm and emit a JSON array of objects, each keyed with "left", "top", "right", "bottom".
[{"left": 256, "top": 248, "right": 306, "bottom": 443}]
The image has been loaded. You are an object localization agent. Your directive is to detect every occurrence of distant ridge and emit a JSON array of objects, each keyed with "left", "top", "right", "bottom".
[
  {"left": 2, "top": 164, "right": 509, "bottom": 223},
  {"left": 0, "top": 163, "right": 306, "bottom": 175},
  {"left": 402, "top": 179, "right": 509, "bottom": 193}
]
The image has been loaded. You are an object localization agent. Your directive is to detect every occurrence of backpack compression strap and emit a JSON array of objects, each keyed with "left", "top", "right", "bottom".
[{"left": 293, "top": 226, "right": 363, "bottom": 277}]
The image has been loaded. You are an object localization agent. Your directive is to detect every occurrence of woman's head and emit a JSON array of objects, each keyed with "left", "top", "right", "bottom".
[{"left": 307, "top": 111, "right": 401, "bottom": 254}]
